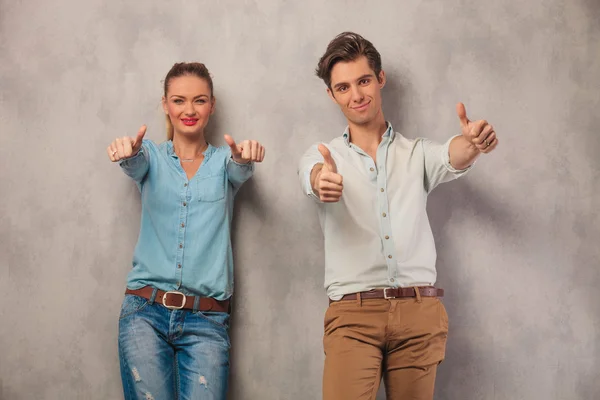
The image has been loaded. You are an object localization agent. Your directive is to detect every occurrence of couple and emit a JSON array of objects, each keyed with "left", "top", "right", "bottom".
[{"left": 107, "top": 32, "right": 498, "bottom": 400}]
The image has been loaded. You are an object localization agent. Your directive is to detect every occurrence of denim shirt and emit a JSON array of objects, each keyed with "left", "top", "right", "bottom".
[{"left": 119, "top": 139, "right": 254, "bottom": 300}]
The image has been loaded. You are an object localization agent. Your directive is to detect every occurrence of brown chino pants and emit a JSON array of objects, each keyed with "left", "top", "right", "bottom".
[{"left": 323, "top": 292, "right": 449, "bottom": 400}]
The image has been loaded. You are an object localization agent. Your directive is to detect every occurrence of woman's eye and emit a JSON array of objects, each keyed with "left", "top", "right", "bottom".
[{"left": 173, "top": 99, "right": 183, "bottom": 104}]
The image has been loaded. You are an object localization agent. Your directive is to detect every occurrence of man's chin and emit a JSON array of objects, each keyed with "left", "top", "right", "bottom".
[{"left": 347, "top": 115, "right": 374, "bottom": 126}]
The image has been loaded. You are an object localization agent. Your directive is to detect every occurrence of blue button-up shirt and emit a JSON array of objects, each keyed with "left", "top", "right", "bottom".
[{"left": 119, "top": 139, "right": 253, "bottom": 300}]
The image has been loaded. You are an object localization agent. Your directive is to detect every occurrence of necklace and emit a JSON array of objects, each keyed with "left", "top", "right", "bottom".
[{"left": 178, "top": 143, "right": 208, "bottom": 163}]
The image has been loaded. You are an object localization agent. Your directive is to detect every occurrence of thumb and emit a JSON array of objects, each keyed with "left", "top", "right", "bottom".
[
  {"left": 318, "top": 144, "right": 337, "bottom": 173},
  {"left": 224, "top": 134, "right": 240, "bottom": 154},
  {"left": 456, "top": 102, "right": 469, "bottom": 128},
  {"left": 133, "top": 125, "right": 147, "bottom": 148}
]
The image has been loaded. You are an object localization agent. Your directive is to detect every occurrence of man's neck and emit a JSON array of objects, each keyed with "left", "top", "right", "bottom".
[{"left": 347, "top": 111, "right": 388, "bottom": 157}]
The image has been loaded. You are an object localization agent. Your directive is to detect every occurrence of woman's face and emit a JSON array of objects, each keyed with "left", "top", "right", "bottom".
[{"left": 162, "top": 75, "right": 215, "bottom": 137}]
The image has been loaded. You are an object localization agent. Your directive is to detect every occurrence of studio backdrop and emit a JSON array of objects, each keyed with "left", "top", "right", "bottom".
[{"left": 1, "top": 0, "right": 599, "bottom": 399}]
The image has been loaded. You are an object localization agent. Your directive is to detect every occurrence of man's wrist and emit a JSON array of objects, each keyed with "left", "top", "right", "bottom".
[{"left": 310, "top": 163, "right": 324, "bottom": 193}]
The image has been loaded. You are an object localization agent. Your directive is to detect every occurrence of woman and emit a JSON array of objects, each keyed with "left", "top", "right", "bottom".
[{"left": 107, "top": 62, "right": 265, "bottom": 400}]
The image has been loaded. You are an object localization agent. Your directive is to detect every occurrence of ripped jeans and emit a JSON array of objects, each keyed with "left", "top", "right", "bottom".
[{"left": 118, "top": 293, "right": 230, "bottom": 400}]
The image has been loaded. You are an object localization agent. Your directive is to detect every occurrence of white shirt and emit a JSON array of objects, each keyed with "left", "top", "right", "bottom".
[{"left": 298, "top": 123, "right": 470, "bottom": 300}]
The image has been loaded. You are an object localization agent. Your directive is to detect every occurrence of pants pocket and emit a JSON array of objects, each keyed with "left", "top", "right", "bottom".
[{"left": 119, "top": 294, "right": 149, "bottom": 320}]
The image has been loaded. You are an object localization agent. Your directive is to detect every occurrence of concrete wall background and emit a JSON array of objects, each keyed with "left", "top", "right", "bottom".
[{"left": 1, "top": 0, "right": 599, "bottom": 399}]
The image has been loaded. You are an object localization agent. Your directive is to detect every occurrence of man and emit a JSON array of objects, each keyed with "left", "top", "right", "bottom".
[{"left": 298, "top": 32, "right": 498, "bottom": 400}]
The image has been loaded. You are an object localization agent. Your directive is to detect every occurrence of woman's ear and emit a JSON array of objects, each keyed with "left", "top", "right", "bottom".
[
  {"left": 210, "top": 96, "right": 216, "bottom": 115},
  {"left": 162, "top": 96, "right": 168, "bottom": 114}
]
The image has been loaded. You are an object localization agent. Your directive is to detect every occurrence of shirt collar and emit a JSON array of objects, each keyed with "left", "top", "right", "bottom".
[
  {"left": 342, "top": 121, "right": 395, "bottom": 147},
  {"left": 167, "top": 140, "right": 216, "bottom": 159}
]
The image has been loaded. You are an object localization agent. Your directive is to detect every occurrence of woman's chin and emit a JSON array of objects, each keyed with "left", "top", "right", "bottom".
[{"left": 175, "top": 126, "right": 205, "bottom": 137}]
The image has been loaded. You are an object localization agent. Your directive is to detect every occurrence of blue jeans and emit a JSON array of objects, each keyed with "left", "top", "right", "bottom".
[{"left": 118, "top": 293, "right": 230, "bottom": 400}]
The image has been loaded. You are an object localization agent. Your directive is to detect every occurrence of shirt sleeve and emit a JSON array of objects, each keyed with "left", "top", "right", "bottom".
[
  {"left": 226, "top": 154, "right": 254, "bottom": 193},
  {"left": 422, "top": 135, "right": 472, "bottom": 193},
  {"left": 119, "top": 140, "right": 150, "bottom": 183},
  {"left": 298, "top": 143, "right": 324, "bottom": 202}
]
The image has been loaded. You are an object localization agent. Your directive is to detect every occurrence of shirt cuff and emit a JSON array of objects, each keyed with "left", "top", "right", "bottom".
[
  {"left": 303, "top": 162, "right": 321, "bottom": 201},
  {"left": 229, "top": 155, "right": 255, "bottom": 169},
  {"left": 119, "top": 147, "right": 146, "bottom": 168}
]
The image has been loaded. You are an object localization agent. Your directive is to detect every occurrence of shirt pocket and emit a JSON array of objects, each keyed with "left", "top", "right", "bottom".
[{"left": 197, "top": 173, "right": 226, "bottom": 202}]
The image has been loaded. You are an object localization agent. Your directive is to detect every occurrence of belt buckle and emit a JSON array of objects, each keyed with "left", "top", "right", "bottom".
[
  {"left": 383, "top": 287, "right": 396, "bottom": 299},
  {"left": 162, "top": 291, "right": 186, "bottom": 310}
]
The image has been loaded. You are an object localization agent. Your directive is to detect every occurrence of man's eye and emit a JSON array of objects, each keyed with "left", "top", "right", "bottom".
[{"left": 360, "top": 79, "right": 370, "bottom": 85}]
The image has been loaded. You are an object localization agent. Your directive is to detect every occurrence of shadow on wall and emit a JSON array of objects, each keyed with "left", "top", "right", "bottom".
[
  {"left": 428, "top": 180, "right": 507, "bottom": 400},
  {"left": 205, "top": 96, "right": 272, "bottom": 397},
  {"left": 380, "top": 68, "right": 411, "bottom": 135}
]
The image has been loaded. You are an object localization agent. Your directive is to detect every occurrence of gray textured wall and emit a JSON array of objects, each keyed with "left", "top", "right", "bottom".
[{"left": 1, "top": 0, "right": 599, "bottom": 399}]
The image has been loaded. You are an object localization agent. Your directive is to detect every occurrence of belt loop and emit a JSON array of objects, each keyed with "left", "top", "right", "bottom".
[
  {"left": 149, "top": 287, "right": 158, "bottom": 305},
  {"left": 356, "top": 292, "right": 362, "bottom": 307},
  {"left": 414, "top": 286, "right": 422, "bottom": 303},
  {"left": 193, "top": 296, "right": 200, "bottom": 313}
]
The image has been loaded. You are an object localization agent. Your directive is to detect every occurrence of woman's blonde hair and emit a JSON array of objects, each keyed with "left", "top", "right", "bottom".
[{"left": 163, "top": 62, "right": 214, "bottom": 140}]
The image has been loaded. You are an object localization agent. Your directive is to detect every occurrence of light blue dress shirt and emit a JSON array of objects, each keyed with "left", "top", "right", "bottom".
[
  {"left": 298, "top": 123, "right": 470, "bottom": 300},
  {"left": 119, "top": 139, "right": 253, "bottom": 300}
]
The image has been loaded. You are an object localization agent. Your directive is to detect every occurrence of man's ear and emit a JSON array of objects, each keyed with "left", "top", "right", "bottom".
[
  {"left": 327, "top": 87, "right": 338, "bottom": 104},
  {"left": 378, "top": 70, "right": 386, "bottom": 89}
]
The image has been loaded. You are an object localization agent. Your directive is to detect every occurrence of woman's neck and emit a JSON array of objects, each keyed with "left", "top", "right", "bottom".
[{"left": 172, "top": 132, "right": 208, "bottom": 160}]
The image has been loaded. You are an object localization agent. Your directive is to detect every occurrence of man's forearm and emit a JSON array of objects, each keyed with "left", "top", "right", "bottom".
[{"left": 448, "top": 136, "right": 480, "bottom": 170}]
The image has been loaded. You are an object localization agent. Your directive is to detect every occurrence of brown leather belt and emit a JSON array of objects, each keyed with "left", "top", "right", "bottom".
[
  {"left": 332, "top": 287, "right": 444, "bottom": 303},
  {"left": 125, "top": 286, "right": 230, "bottom": 313}
]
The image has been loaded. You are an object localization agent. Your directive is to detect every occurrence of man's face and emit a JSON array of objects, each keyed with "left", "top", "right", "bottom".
[{"left": 327, "top": 56, "right": 385, "bottom": 126}]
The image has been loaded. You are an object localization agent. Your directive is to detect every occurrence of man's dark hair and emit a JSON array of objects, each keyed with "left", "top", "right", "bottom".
[{"left": 315, "top": 32, "right": 382, "bottom": 89}]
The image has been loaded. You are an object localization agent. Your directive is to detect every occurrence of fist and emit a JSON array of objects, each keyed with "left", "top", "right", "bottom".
[
  {"left": 224, "top": 134, "right": 265, "bottom": 163},
  {"left": 314, "top": 144, "right": 343, "bottom": 203},
  {"left": 107, "top": 125, "right": 146, "bottom": 162},
  {"left": 457, "top": 103, "right": 498, "bottom": 154}
]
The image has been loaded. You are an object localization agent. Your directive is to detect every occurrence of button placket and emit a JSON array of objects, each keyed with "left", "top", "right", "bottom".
[
  {"left": 377, "top": 135, "right": 397, "bottom": 285},
  {"left": 175, "top": 180, "right": 191, "bottom": 283}
]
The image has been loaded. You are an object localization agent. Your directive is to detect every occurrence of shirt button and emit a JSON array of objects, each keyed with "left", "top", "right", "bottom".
[
  {"left": 183, "top": 202, "right": 187, "bottom": 206},
  {"left": 380, "top": 188, "right": 384, "bottom": 192},
  {"left": 179, "top": 243, "right": 183, "bottom": 249},
  {"left": 388, "top": 255, "right": 392, "bottom": 259},
  {"left": 184, "top": 183, "right": 188, "bottom": 187},
  {"left": 181, "top": 223, "right": 185, "bottom": 228},
  {"left": 385, "top": 235, "right": 390, "bottom": 240},
  {"left": 177, "top": 281, "right": 181, "bottom": 286},
  {"left": 382, "top": 212, "right": 387, "bottom": 217},
  {"left": 177, "top": 264, "right": 181, "bottom": 269},
  {"left": 390, "top": 278, "right": 395, "bottom": 282},
  {"left": 370, "top": 167, "right": 374, "bottom": 172}
]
